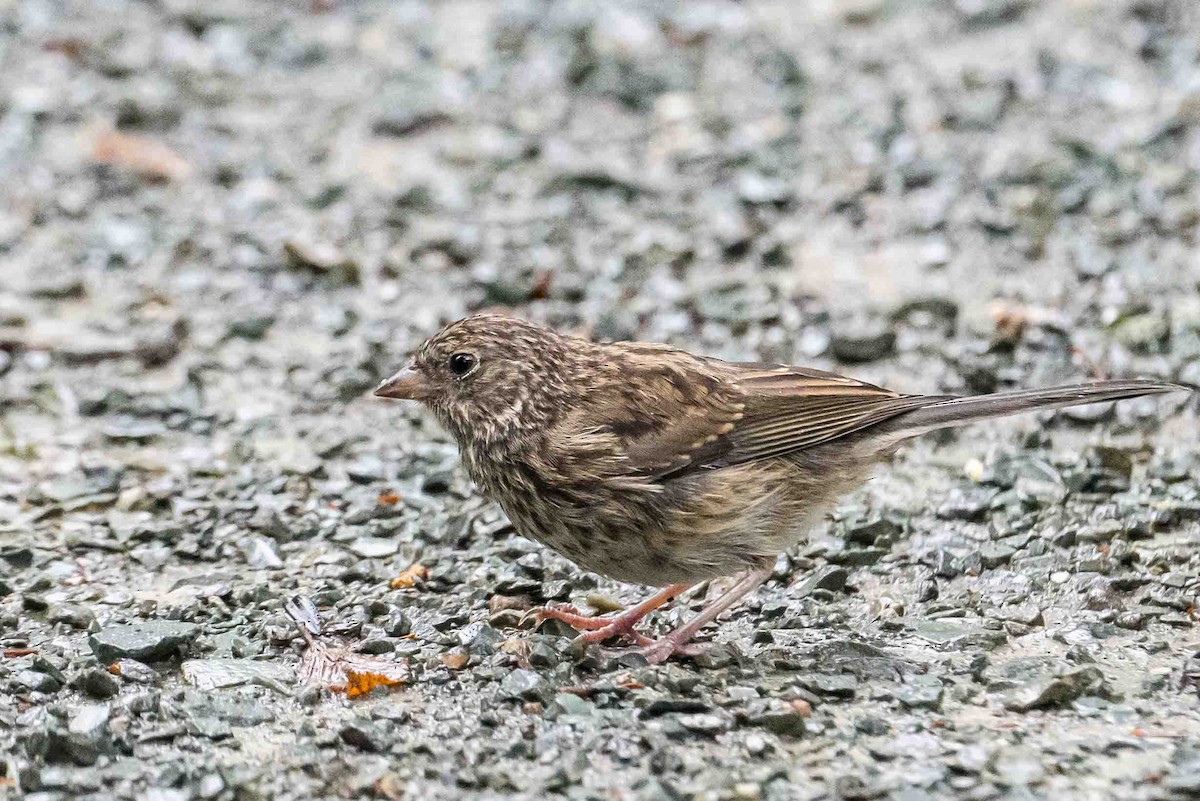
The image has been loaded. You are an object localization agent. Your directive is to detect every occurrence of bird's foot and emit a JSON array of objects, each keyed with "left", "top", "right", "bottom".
[
  {"left": 634, "top": 567, "right": 775, "bottom": 664},
  {"left": 526, "top": 603, "right": 653, "bottom": 646},
  {"left": 522, "top": 584, "right": 691, "bottom": 647}
]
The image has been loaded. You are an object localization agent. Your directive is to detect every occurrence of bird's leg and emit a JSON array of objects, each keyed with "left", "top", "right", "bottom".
[
  {"left": 529, "top": 583, "right": 690, "bottom": 646},
  {"left": 638, "top": 567, "right": 773, "bottom": 665}
]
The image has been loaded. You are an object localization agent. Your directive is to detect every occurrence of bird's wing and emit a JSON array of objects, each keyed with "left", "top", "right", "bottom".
[
  {"left": 535, "top": 345, "right": 745, "bottom": 489},
  {"left": 696, "top": 364, "right": 936, "bottom": 469},
  {"left": 537, "top": 349, "right": 934, "bottom": 488}
]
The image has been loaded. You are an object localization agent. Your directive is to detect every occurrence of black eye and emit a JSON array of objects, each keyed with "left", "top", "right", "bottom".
[{"left": 448, "top": 352, "right": 477, "bottom": 377}]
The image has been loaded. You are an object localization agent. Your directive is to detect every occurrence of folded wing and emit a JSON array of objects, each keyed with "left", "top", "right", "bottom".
[{"left": 537, "top": 351, "right": 934, "bottom": 487}]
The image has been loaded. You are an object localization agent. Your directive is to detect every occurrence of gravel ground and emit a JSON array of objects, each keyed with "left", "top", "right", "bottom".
[{"left": 3, "top": 1, "right": 1200, "bottom": 799}]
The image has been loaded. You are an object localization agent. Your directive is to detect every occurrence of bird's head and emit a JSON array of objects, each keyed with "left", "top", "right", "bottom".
[{"left": 375, "top": 314, "right": 581, "bottom": 448}]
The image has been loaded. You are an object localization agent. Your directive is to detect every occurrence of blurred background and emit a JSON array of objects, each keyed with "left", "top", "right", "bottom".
[
  {"left": 3, "top": 1, "right": 1200, "bottom": 799},
  {"left": 3, "top": 0, "right": 1199, "bottom": 397}
]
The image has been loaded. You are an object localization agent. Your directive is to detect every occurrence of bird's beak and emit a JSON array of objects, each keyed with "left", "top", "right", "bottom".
[{"left": 374, "top": 366, "right": 426, "bottom": 401}]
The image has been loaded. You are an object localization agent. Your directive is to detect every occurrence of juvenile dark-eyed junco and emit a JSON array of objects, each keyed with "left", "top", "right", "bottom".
[{"left": 376, "top": 314, "right": 1189, "bottom": 663}]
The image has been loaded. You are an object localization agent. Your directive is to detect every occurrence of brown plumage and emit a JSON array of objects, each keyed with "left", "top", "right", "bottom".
[{"left": 376, "top": 313, "right": 1189, "bottom": 662}]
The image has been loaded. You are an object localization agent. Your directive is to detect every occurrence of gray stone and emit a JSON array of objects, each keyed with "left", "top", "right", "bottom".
[
  {"left": 89, "top": 621, "right": 200, "bottom": 663},
  {"left": 937, "top": 487, "right": 998, "bottom": 521},
  {"left": 339, "top": 719, "right": 388, "bottom": 753},
  {"left": 48, "top": 604, "right": 97, "bottom": 629},
  {"left": 989, "top": 746, "right": 1045, "bottom": 787},
  {"left": 15, "top": 669, "right": 61, "bottom": 694},
  {"left": 978, "top": 544, "right": 1015, "bottom": 568},
  {"left": 347, "top": 538, "right": 400, "bottom": 559},
  {"left": 1004, "top": 666, "right": 1110, "bottom": 712},
  {"left": 45, "top": 704, "right": 111, "bottom": 766},
  {"left": 746, "top": 710, "right": 806, "bottom": 737},
  {"left": 796, "top": 673, "right": 858, "bottom": 698},
  {"left": 500, "top": 668, "right": 548, "bottom": 700},
  {"left": 829, "top": 321, "right": 896, "bottom": 363},
  {"left": 908, "top": 619, "right": 1007, "bottom": 651},
  {"left": 795, "top": 566, "right": 849, "bottom": 595},
  {"left": 896, "top": 676, "right": 944, "bottom": 711},
  {"left": 71, "top": 668, "right": 120, "bottom": 699}
]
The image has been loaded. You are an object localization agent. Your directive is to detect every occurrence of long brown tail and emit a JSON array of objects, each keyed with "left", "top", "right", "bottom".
[{"left": 875, "top": 379, "right": 1189, "bottom": 443}]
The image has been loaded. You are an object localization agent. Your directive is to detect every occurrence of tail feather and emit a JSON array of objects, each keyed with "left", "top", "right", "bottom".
[{"left": 876, "top": 379, "right": 1189, "bottom": 443}]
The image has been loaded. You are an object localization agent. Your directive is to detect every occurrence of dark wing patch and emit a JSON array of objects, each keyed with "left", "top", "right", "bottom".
[{"left": 537, "top": 347, "right": 745, "bottom": 488}]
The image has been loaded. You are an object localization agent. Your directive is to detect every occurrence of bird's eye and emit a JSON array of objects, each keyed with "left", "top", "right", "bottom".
[{"left": 448, "top": 352, "right": 477, "bottom": 377}]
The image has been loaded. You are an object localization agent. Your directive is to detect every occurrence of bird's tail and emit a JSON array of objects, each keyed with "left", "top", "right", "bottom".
[{"left": 872, "top": 379, "right": 1189, "bottom": 445}]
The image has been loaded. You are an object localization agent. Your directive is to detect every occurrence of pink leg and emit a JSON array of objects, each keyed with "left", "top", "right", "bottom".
[
  {"left": 529, "top": 584, "right": 690, "bottom": 646},
  {"left": 639, "top": 567, "right": 772, "bottom": 664}
]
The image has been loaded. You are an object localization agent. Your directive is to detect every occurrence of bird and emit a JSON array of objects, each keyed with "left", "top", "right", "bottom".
[{"left": 374, "top": 313, "right": 1190, "bottom": 664}]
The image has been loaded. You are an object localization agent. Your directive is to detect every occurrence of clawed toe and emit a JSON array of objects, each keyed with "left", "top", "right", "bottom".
[
  {"left": 527, "top": 605, "right": 652, "bottom": 646},
  {"left": 579, "top": 624, "right": 653, "bottom": 647},
  {"left": 518, "top": 584, "right": 692, "bottom": 649},
  {"left": 524, "top": 603, "right": 609, "bottom": 631}
]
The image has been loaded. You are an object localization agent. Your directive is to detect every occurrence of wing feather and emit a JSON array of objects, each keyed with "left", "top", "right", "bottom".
[{"left": 537, "top": 351, "right": 936, "bottom": 487}]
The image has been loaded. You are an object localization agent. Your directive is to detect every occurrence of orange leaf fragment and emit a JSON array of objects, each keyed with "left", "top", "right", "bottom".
[
  {"left": 390, "top": 563, "right": 429, "bottom": 590},
  {"left": 377, "top": 492, "right": 401, "bottom": 507},
  {"left": 343, "top": 668, "right": 406, "bottom": 698}
]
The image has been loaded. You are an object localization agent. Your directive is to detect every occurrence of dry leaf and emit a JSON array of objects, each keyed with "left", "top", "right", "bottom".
[
  {"left": 390, "top": 563, "right": 429, "bottom": 590},
  {"left": 377, "top": 491, "right": 401, "bottom": 506},
  {"left": 528, "top": 269, "right": 553, "bottom": 300},
  {"left": 287, "top": 595, "right": 410, "bottom": 699},
  {"left": 298, "top": 640, "right": 409, "bottom": 698},
  {"left": 989, "top": 300, "right": 1028, "bottom": 344},
  {"left": 440, "top": 648, "right": 469, "bottom": 670},
  {"left": 93, "top": 130, "right": 193, "bottom": 182}
]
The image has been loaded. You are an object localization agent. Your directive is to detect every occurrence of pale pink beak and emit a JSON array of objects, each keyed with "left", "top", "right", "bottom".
[{"left": 374, "top": 366, "right": 427, "bottom": 401}]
